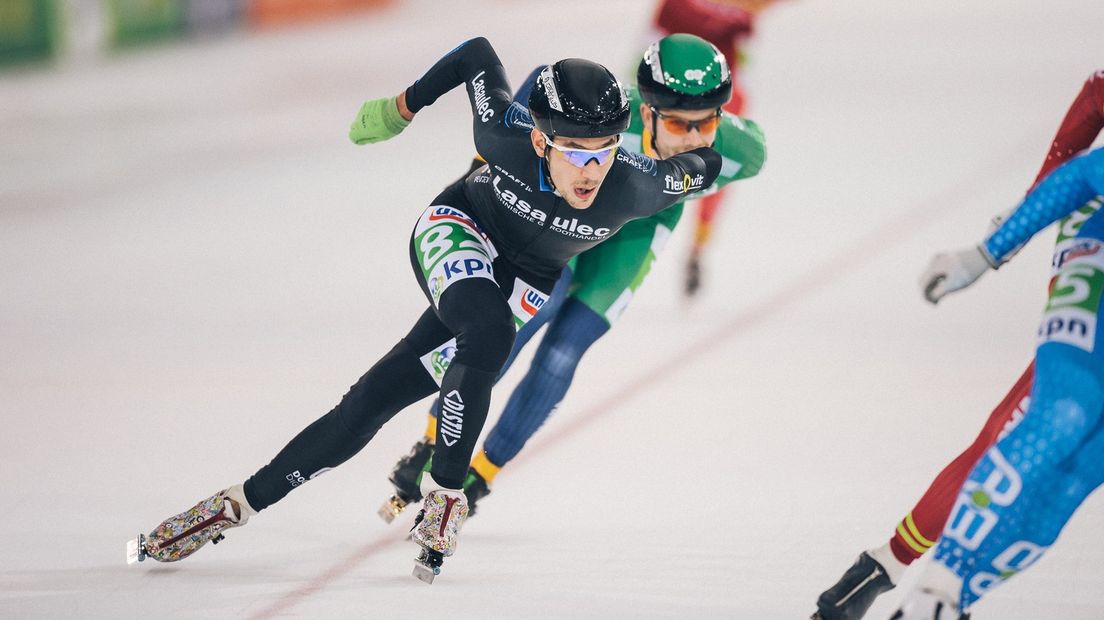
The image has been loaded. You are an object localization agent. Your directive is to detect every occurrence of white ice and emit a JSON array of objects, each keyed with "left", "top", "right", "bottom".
[{"left": 3, "top": 1, "right": 1104, "bottom": 617}]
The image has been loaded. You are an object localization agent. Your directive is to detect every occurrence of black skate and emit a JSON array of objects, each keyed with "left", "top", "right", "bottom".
[
  {"left": 462, "top": 468, "right": 491, "bottom": 517},
  {"left": 378, "top": 440, "right": 434, "bottom": 523},
  {"left": 812, "top": 551, "right": 895, "bottom": 620}
]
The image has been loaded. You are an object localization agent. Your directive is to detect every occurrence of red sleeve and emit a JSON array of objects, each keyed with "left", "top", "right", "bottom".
[{"left": 1031, "top": 70, "right": 1104, "bottom": 188}]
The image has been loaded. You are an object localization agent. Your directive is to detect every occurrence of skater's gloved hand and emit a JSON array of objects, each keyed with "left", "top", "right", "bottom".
[
  {"left": 919, "top": 245, "right": 998, "bottom": 304},
  {"left": 349, "top": 95, "right": 411, "bottom": 145}
]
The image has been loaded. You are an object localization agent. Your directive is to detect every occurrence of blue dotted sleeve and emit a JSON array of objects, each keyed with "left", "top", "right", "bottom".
[{"left": 984, "top": 147, "right": 1104, "bottom": 262}]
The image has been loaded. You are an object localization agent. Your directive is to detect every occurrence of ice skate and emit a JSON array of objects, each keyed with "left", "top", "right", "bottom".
[
  {"left": 462, "top": 468, "right": 491, "bottom": 517},
  {"left": 811, "top": 551, "right": 895, "bottom": 620},
  {"left": 378, "top": 439, "right": 434, "bottom": 523},
  {"left": 127, "top": 484, "right": 255, "bottom": 564},
  {"left": 889, "top": 588, "right": 968, "bottom": 620},
  {"left": 409, "top": 476, "right": 469, "bottom": 584}
]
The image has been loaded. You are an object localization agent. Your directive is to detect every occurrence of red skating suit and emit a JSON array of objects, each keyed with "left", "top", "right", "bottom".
[{"left": 889, "top": 70, "right": 1104, "bottom": 565}]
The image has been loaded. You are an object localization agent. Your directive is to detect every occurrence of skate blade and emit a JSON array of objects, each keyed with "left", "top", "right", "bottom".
[
  {"left": 377, "top": 495, "right": 408, "bottom": 524},
  {"left": 412, "top": 561, "right": 440, "bottom": 584},
  {"left": 126, "top": 534, "right": 147, "bottom": 565}
]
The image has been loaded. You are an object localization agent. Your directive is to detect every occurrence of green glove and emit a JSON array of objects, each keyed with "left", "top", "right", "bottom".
[{"left": 349, "top": 96, "right": 411, "bottom": 145}]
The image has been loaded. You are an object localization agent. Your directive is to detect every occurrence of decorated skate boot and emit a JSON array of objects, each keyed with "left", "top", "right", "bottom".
[
  {"left": 409, "top": 475, "right": 468, "bottom": 584},
  {"left": 812, "top": 551, "right": 896, "bottom": 619},
  {"left": 889, "top": 588, "right": 969, "bottom": 620},
  {"left": 378, "top": 439, "right": 434, "bottom": 523},
  {"left": 127, "top": 484, "right": 255, "bottom": 564}
]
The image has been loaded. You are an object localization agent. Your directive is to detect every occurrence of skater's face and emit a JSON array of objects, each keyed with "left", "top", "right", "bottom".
[
  {"left": 641, "top": 105, "right": 721, "bottom": 160},
  {"left": 531, "top": 130, "right": 620, "bottom": 209}
]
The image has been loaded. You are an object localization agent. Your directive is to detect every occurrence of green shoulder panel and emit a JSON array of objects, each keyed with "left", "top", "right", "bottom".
[{"left": 712, "top": 114, "right": 766, "bottom": 184}]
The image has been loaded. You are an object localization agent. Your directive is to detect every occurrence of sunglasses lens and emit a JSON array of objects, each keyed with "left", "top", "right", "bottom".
[
  {"left": 564, "top": 148, "right": 614, "bottom": 167},
  {"left": 697, "top": 115, "right": 721, "bottom": 133},
  {"left": 660, "top": 117, "right": 692, "bottom": 135},
  {"left": 660, "top": 115, "right": 721, "bottom": 135}
]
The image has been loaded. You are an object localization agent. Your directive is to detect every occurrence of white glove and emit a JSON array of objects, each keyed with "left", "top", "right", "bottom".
[{"left": 919, "top": 245, "right": 997, "bottom": 304}]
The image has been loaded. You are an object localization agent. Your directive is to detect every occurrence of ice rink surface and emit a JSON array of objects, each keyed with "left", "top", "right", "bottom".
[{"left": 3, "top": 1, "right": 1104, "bottom": 617}]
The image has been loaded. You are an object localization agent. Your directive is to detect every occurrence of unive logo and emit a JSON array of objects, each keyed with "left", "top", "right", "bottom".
[
  {"left": 684, "top": 68, "right": 706, "bottom": 82},
  {"left": 439, "top": 389, "right": 465, "bottom": 446},
  {"left": 471, "top": 70, "right": 495, "bottom": 123},
  {"left": 520, "top": 288, "right": 545, "bottom": 317}
]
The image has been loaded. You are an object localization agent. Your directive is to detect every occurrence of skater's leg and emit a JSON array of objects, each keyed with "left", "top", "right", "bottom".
[
  {"left": 813, "top": 364, "right": 1035, "bottom": 619},
  {"left": 426, "top": 277, "right": 518, "bottom": 488},
  {"left": 421, "top": 265, "right": 573, "bottom": 433},
  {"left": 886, "top": 362, "right": 1035, "bottom": 566},
  {"left": 912, "top": 216, "right": 1104, "bottom": 612},
  {"left": 243, "top": 308, "right": 449, "bottom": 511},
  {"left": 476, "top": 217, "right": 669, "bottom": 477},
  {"left": 481, "top": 298, "right": 609, "bottom": 470}
]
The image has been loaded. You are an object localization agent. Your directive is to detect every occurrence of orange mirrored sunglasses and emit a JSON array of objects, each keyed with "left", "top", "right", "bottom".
[{"left": 652, "top": 108, "right": 722, "bottom": 135}]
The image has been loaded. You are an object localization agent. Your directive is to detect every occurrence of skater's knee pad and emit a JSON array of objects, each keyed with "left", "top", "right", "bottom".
[
  {"left": 455, "top": 317, "right": 516, "bottom": 372},
  {"left": 534, "top": 299, "right": 608, "bottom": 380}
]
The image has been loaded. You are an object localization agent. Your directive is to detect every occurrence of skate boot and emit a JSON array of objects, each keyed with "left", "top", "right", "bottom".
[
  {"left": 462, "top": 468, "right": 491, "bottom": 518},
  {"left": 378, "top": 439, "right": 434, "bottom": 523},
  {"left": 889, "top": 588, "right": 969, "bottom": 620},
  {"left": 812, "top": 551, "right": 896, "bottom": 619},
  {"left": 410, "top": 475, "right": 469, "bottom": 584},
  {"left": 127, "top": 484, "right": 255, "bottom": 564}
]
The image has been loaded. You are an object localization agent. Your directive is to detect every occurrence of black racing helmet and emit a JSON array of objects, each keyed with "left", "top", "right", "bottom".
[
  {"left": 637, "top": 33, "right": 732, "bottom": 110},
  {"left": 528, "top": 59, "right": 630, "bottom": 138}
]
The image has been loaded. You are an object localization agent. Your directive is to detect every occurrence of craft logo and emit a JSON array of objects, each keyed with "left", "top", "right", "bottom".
[
  {"left": 439, "top": 389, "right": 465, "bottom": 446},
  {"left": 663, "top": 172, "right": 705, "bottom": 194},
  {"left": 616, "top": 149, "right": 657, "bottom": 175},
  {"left": 684, "top": 68, "right": 706, "bottom": 82},
  {"left": 471, "top": 70, "right": 495, "bottom": 123}
]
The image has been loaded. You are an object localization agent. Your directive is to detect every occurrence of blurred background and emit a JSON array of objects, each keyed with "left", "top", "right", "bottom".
[{"left": 3, "top": 0, "right": 1104, "bottom": 618}]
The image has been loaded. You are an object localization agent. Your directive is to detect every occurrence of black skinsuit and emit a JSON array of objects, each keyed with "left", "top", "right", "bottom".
[{"left": 243, "top": 37, "right": 720, "bottom": 508}]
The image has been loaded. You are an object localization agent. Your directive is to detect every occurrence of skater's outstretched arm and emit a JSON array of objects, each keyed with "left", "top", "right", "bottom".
[
  {"left": 921, "top": 147, "right": 1104, "bottom": 304},
  {"left": 349, "top": 37, "right": 519, "bottom": 151}
]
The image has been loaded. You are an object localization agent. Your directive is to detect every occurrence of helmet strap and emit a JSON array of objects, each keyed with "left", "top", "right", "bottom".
[
  {"left": 649, "top": 113, "right": 660, "bottom": 156},
  {"left": 541, "top": 143, "right": 559, "bottom": 193}
]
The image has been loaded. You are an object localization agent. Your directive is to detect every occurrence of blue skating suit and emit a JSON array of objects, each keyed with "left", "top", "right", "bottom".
[{"left": 933, "top": 146, "right": 1104, "bottom": 610}]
